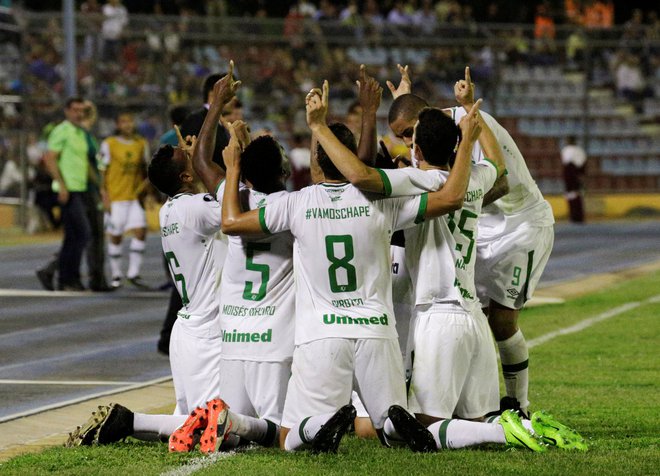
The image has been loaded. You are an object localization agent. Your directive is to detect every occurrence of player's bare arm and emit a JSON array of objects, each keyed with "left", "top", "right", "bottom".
[
  {"left": 220, "top": 130, "right": 262, "bottom": 235},
  {"left": 307, "top": 81, "right": 385, "bottom": 193},
  {"left": 356, "top": 64, "right": 381, "bottom": 166},
  {"left": 425, "top": 99, "right": 483, "bottom": 218},
  {"left": 386, "top": 64, "right": 411, "bottom": 99},
  {"left": 42, "top": 150, "right": 69, "bottom": 204},
  {"left": 192, "top": 60, "right": 242, "bottom": 194}
]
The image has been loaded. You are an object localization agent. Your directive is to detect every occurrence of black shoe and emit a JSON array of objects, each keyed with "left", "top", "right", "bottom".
[
  {"left": 36, "top": 268, "right": 55, "bottom": 291},
  {"left": 96, "top": 403, "right": 134, "bottom": 444},
  {"left": 387, "top": 405, "right": 436, "bottom": 453},
  {"left": 311, "top": 404, "right": 356, "bottom": 453},
  {"left": 58, "top": 281, "right": 86, "bottom": 291},
  {"left": 127, "top": 276, "right": 151, "bottom": 290},
  {"left": 499, "top": 396, "right": 529, "bottom": 419}
]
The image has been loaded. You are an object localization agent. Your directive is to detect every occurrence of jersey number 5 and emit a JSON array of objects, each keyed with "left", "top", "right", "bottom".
[
  {"left": 165, "top": 251, "right": 189, "bottom": 306},
  {"left": 244, "top": 242, "right": 271, "bottom": 301},
  {"left": 325, "top": 235, "right": 357, "bottom": 293}
]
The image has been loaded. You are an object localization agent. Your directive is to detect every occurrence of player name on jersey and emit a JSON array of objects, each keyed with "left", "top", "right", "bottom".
[
  {"left": 222, "top": 304, "right": 277, "bottom": 317},
  {"left": 161, "top": 222, "right": 180, "bottom": 237}
]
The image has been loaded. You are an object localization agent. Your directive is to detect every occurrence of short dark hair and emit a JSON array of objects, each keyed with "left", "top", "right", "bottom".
[
  {"left": 148, "top": 145, "right": 186, "bottom": 197},
  {"left": 202, "top": 73, "right": 224, "bottom": 103},
  {"left": 388, "top": 94, "right": 428, "bottom": 125},
  {"left": 415, "top": 107, "right": 461, "bottom": 167},
  {"left": 241, "top": 136, "right": 285, "bottom": 193},
  {"left": 65, "top": 96, "right": 85, "bottom": 108},
  {"left": 316, "top": 123, "right": 357, "bottom": 181},
  {"left": 169, "top": 105, "right": 189, "bottom": 126}
]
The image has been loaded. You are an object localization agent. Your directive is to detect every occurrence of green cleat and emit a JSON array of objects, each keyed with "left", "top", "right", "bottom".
[
  {"left": 500, "top": 410, "right": 547, "bottom": 452},
  {"left": 531, "top": 411, "right": 588, "bottom": 451}
]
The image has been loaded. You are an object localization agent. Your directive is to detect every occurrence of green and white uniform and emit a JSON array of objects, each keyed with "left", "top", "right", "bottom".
[
  {"left": 217, "top": 184, "right": 294, "bottom": 424},
  {"left": 159, "top": 191, "right": 223, "bottom": 415},
  {"left": 449, "top": 107, "right": 555, "bottom": 309},
  {"left": 260, "top": 182, "right": 426, "bottom": 429},
  {"left": 379, "top": 164, "right": 501, "bottom": 418}
]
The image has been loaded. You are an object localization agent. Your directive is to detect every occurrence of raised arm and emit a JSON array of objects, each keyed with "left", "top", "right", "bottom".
[
  {"left": 454, "top": 66, "right": 475, "bottom": 113},
  {"left": 192, "top": 60, "right": 241, "bottom": 194},
  {"left": 220, "top": 129, "right": 262, "bottom": 236},
  {"left": 307, "top": 81, "right": 385, "bottom": 193},
  {"left": 425, "top": 99, "right": 483, "bottom": 218},
  {"left": 356, "top": 65, "right": 381, "bottom": 165},
  {"left": 386, "top": 64, "right": 412, "bottom": 99}
]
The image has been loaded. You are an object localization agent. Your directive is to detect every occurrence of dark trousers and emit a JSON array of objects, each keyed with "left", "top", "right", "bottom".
[
  {"left": 59, "top": 192, "right": 92, "bottom": 286},
  {"left": 84, "top": 190, "right": 108, "bottom": 288}
]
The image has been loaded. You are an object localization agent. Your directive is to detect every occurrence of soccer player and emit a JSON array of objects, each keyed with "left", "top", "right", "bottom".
[
  {"left": 387, "top": 66, "right": 555, "bottom": 417},
  {"left": 188, "top": 64, "right": 295, "bottom": 450},
  {"left": 219, "top": 80, "right": 482, "bottom": 454},
  {"left": 99, "top": 111, "right": 151, "bottom": 289}
]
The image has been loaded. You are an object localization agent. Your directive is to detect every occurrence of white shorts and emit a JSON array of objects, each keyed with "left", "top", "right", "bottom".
[
  {"left": 281, "top": 338, "right": 407, "bottom": 430},
  {"left": 170, "top": 319, "right": 222, "bottom": 415},
  {"left": 408, "top": 304, "right": 499, "bottom": 420},
  {"left": 218, "top": 359, "right": 291, "bottom": 424},
  {"left": 475, "top": 225, "right": 554, "bottom": 309},
  {"left": 106, "top": 200, "right": 147, "bottom": 236}
]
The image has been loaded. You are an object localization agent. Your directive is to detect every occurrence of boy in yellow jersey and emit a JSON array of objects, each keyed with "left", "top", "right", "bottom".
[{"left": 100, "top": 111, "right": 151, "bottom": 289}]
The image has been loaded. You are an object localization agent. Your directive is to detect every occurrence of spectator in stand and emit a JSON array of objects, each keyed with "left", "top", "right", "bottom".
[
  {"left": 412, "top": 0, "right": 438, "bottom": 35},
  {"left": 80, "top": 0, "right": 102, "bottom": 60},
  {"left": 583, "top": 1, "right": 614, "bottom": 30},
  {"left": 102, "top": 0, "right": 129, "bottom": 62},
  {"left": 534, "top": 2, "right": 556, "bottom": 41},
  {"left": 561, "top": 136, "right": 587, "bottom": 223},
  {"left": 615, "top": 52, "right": 652, "bottom": 112},
  {"left": 387, "top": 1, "right": 411, "bottom": 26}
]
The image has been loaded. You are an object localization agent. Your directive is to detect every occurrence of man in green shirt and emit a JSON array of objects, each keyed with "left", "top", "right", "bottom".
[{"left": 41, "top": 97, "right": 92, "bottom": 290}]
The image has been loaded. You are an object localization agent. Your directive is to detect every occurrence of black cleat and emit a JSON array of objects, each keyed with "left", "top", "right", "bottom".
[
  {"left": 64, "top": 405, "right": 111, "bottom": 447},
  {"left": 387, "top": 405, "right": 436, "bottom": 453},
  {"left": 95, "top": 403, "right": 134, "bottom": 444},
  {"left": 311, "top": 404, "right": 356, "bottom": 453}
]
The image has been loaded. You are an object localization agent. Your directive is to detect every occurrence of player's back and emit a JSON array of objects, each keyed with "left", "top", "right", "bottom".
[
  {"left": 404, "top": 163, "right": 496, "bottom": 311},
  {"left": 262, "top": 182, "right": 426, "bottom": 345},
  {"left": 220, "top": 187, "right": 295, "bottom": 361},
  {"left": 159, "top": 192, "right": 222, "bottom": 337},
  {"left": 448, "top": 107, "right": 554, "bottom": 237}
]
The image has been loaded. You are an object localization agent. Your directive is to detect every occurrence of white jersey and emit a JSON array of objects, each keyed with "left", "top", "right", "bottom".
[
  {"left": 380, "top": 164, "right": 497, "bottom": 310},
  {"left": 261, "top": 182, "right": 427, "bottom": 346},
  {"left": 448, "top": 107, "right": 554, "bottom": 239},
  {"left": 159, "top": 191, "right": 223, "bottom": 338},
  {"left": 218, "top": 185, "right": 295, "bottom": 362}
]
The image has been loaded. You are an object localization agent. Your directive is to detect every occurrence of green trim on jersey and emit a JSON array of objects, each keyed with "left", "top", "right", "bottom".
[
  {"left": 375, "top": 168, "right": 392, "bottom": 196},
  {"left": 483, "top": 157, "right": 509, "bottom": 176},
  {"left": 414, "top": 193, "right": 428, "bottom": 224},
  {"left": 214, "top": 178, "right": 225, "bottom": 196},
  {"left": 171, "top": 192, "right": 193, "bottom": 200},
  {"left": 258, "top": 206, "right": 271, "bottom": 234}
]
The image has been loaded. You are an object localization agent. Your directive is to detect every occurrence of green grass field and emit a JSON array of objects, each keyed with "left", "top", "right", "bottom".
[{"left": 2, "top": 272, "right": 659, "bottom": 476}]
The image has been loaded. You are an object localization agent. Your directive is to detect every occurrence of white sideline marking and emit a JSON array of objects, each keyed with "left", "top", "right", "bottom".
[
  {"left": 0, "top": 289, "right": 167, "bottom": 298},
  {"left": 0, "top": 379, "right": 137, "bottom": 386},
  {"left": 161, "top": 451, "right": 238, "bottom": 476},
  {"left": 0, "top": 376, "right": 173, "bottom": 424},
  {"left": 527, "top": 294, "right": 660, "bottom": 349}
]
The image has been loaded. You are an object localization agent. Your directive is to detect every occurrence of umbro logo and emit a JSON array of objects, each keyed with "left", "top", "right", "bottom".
[{"left": 506, "top": 288, "right": 519, "bottom": 299}]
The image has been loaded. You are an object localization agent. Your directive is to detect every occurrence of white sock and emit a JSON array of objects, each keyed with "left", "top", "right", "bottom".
[
  {"left": 428, "top": 419, "right": 506, "bottom": 449},
  {"left": 227, "top": 410, "right": 278, "bottom": 446},
  {"left": 133, "top": 413, "right": 187, "bottom": 440},
  {"left": 382, "top": 417, "right": 406, "bottom": 447},
  {"left": 283, "top": 412, "right": 335, "bottom": 451},
  {"left": 127, "top": 238, "right": 146, "bottom": 279},
  {"left": 108, "top": 241, "right": 123, "bottom": 279},
  {"left": 497, "top": 329, "right": 530, "bottom": 411}
]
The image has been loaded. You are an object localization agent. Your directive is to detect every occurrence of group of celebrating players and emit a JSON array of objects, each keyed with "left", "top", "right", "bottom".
[{"left": 66, "top": 61, "right": 587, "bottom": 455}]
